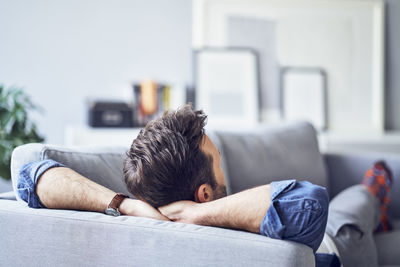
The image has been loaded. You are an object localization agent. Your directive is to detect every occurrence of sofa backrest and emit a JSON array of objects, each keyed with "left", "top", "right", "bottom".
[
  {"left": 11, "top": 144, "right": 133, "bottom": 200},
  {"left": 11, "top": 121, "right": 327, "bottom": 201},
  {"left": 215, "top": 121, "right": 328, "bottom": 194}
]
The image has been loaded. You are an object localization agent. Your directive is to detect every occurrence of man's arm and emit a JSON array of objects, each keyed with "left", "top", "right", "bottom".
[
  {"left": 18, "top": 160, "right": 168, "bottom": 220},
  {"left": 159, "top": 185, "right": 271, "bottom": 233},
  {"left": 37, "top": 167, "right": 114, "bottom": 212},
  {"left": 37, "top": 167, "right": 168, "bottom": 220}
]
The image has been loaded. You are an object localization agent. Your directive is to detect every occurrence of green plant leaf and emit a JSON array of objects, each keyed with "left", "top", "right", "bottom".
[{"left": 0, "top": 85, "right": 45, "bottom": 180}]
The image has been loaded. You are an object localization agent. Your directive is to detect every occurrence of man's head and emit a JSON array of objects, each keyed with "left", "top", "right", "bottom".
[{"left": 123, "top": 105, "right": 226, "bottom": 207}]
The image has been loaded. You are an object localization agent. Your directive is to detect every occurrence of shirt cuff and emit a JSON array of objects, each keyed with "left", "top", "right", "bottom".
[{"left": 17, "top": 159, "right": 65, "bottom": 208}]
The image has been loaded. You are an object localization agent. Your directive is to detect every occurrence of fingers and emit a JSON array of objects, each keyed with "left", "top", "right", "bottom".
[
  {"left": 124, "top": 199, "right": 171, "bottom": 221},
  {"left": 159, "top": 201, "right": 191, "bottom": 221},
  {"left": 158, "top": 204, "right": 178, "bottom": 221},
  {"left": 158, "top": 200, "right": 199, "bottom": 223},
  {"left": 156, "top": 213, "right": 172, "bottom": 221}
]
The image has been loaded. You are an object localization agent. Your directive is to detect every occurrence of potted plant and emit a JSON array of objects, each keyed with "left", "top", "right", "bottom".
[{"left": 0, "top": 85, "right": 44, "bottom": 180}]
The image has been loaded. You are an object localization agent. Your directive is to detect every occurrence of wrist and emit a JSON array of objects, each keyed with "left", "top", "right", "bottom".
[
  {"left": 119, "top": 198, "right": 153, "bottom": 217},
  {"left": 194, "top": 202, "right": 214, "bottom": 225},
  {"left": 104, "top": 193, "right": 129, "bottom": 216},
  {"left": 118, "top": 198, "right": 133, "bottom": 215}
]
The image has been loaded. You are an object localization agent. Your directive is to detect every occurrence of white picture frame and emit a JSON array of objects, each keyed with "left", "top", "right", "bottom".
[
  {"left": 194, "top": 48, "right": 260, "bottom": 128},
  {"left": 193, "top": 0, "right": 385, "bottom": 133},
  {"left": 281, "top": 67, "right": 327, "bottom": 132}
]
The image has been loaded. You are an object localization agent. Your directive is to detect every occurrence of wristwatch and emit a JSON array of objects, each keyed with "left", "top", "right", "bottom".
[{"left": 104, "top": 193, "right": 129, "bottom": 216}]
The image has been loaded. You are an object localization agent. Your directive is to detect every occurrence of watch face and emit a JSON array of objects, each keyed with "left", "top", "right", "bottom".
[{"left": 105, "top": 207, "right": 120, "bottom": 216}]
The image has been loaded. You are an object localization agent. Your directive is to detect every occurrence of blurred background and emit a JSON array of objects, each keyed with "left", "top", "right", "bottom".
[{"left": 1, "top": 0, "right": 400, "bottom": 191}]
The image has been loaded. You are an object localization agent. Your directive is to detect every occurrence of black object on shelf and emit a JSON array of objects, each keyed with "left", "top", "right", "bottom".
[{"left": 88, "top": 101, "right": 134, "bottom": 128}]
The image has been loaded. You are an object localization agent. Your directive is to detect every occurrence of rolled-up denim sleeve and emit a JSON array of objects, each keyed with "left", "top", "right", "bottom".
[
  {"left": 260, "top": 180, "right": 329, "bottom": 252},
  {"left": 17, "top": 159, "right": 65, "bottom": 208}
]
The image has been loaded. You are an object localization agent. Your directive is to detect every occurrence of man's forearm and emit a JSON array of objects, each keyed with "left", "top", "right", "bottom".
[
  {"left": 159, "top": 185, "right": 271, "bottom": 233},
  {"left": 35, "top": 166, "right": 169, "bottom": 220},
  {"left": 198, "top": 185, "right": 271, "bottom": 233},
  {"left": 36, "top": 167, "right": 116, "bottom": 212}
]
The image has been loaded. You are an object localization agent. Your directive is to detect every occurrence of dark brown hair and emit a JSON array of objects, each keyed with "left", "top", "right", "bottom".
[{"left": 123, "top": 105, "right": 216, "bottom": 207}]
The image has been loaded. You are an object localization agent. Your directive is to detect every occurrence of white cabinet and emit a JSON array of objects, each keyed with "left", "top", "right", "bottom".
[{"left": 65, "top": 126, "right": 142, "bottom": 147}]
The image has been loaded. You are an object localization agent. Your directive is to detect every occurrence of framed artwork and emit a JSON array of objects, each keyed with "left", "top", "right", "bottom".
[
  {"left": 193, "top": 0, "right": 385, "bottom": 133},
  {"left": 281, "top": 67, "right": 327, "bottom": 132},
  {"left": 194, "top": 48, "right": 260, "bottom": 128}
]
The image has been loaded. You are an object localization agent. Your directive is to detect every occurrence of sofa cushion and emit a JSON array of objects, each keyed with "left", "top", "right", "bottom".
[
  {"left": 11, "top": 144, "right": 133, "bottom": 199},
  {"left": 216, "top": 121, "right": 328, "bottom": 194},
  {"left": 374, "top": 227, "right": 400, "bottom": 266},
  {"left": 0, "top": 199, "right": 315, "bottom": 267},
  {"left": 43, "top": 146, "right": 133, "bottom": 197}
]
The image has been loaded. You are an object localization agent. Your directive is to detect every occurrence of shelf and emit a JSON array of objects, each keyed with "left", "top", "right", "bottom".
[
  {"left": 318, "top": 131, "right": 400, "bottom": 154},
  {"left": 65, "top": 125, "right": 142, "bottom": 147},
  {"left": 65, "top": 125, "right": 400, "bottom": 154}
]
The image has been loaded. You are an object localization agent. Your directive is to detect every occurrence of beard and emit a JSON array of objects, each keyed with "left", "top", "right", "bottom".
[{"left": 213, "top": 184, "right": 227, "bottom": 200}]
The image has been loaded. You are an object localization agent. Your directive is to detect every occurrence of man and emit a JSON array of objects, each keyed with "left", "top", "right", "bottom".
[{"left": 17, "top": 105, "right": 394, "bottom": 266}]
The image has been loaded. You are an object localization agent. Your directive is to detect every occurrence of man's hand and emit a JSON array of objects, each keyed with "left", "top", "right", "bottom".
[
  {"left": 158, "top": 200, "right": 201, "bottom": 224},
  {"left": 120, "top": 198, "right": 170, "bottom": 221}
]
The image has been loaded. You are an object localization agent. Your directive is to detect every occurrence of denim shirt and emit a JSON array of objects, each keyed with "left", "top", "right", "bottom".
[
  {"left": 260, "top": 179, "right": 329, "bottom": 253},
  {"left": 17, "top": 159, "right": 65, "bottom": 208}
]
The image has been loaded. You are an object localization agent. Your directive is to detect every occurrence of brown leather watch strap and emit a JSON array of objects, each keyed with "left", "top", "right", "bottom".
[{"left": 108, "top": 193, "right": 129, "bottom": 210}]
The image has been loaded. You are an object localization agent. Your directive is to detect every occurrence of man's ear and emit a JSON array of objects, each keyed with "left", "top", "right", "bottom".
[{"left": 194, "top": 184, "right": 214, "bottom": 203}]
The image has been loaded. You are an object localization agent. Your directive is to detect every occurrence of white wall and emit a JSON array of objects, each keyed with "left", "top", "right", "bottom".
[
  {"left": 0, "top": 0, "right": 192, "bottom": 144},
  {"left": 2, "top": 0, "right": 400, "bottom": 146}
]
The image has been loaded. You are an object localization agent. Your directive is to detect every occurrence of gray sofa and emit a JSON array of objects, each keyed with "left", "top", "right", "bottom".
[{"left": 0, "top": 121, "right": 399, "bottom": 266}]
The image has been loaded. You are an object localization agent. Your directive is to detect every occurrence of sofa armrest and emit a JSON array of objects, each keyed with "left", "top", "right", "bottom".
[
  {"left": 0, "top": 191, "right": 16, "bottom": 200},
  {"left": 10, "top": 144, "right": 46, "bottom": 200},
  {"left": 323, "top": 151, "right": 400, "bottom": 219}
]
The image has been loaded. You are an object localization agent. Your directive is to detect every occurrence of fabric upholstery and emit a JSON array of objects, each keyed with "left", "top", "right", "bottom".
[
  {"left": 10, "top": 143, "right": 43, "bottom": 201},
  {"left": 217, "top": 121, "right": 328, "bottom": 194},
  {"left": 374, "top": 229, "right": 400, "bottom": 266},
  {"left": 0, "top": 191, "right": 16, "bottom": 200},
  {"left": 0, "top": 199, "right": 314, "bottom": 267},
  {"left": 11, "top": 144, "right": 133, "bottom": 199}
]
